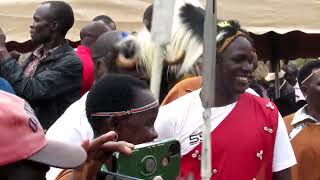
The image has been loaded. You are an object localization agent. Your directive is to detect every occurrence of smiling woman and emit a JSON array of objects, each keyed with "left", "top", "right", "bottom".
[
  {"left": 155, "top": 19, "right": 296, "bottom": 180},
  {"left": 218, "top": 36, "right": 254, "bottom": 104},
  {"left": 210, "top": 20, "right": 255, "bottom": 106}
]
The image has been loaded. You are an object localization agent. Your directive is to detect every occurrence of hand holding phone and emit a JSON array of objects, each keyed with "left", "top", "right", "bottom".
[{"left": 112, "top": 139, "right": 181, "bottom": 180}]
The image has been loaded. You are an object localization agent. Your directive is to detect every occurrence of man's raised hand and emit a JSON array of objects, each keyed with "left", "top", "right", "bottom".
[{"left": 0, "top": 27, "right": 6, "bottom": 47}]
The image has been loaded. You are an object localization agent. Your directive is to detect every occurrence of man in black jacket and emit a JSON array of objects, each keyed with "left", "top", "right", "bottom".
[{"left": 0, "top": 1, "right": 83, "bottom": 129}]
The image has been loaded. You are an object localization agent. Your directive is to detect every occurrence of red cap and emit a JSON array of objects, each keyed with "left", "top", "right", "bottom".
[{"left": 0, "top": 91, "right": 87, "bottom": 168}]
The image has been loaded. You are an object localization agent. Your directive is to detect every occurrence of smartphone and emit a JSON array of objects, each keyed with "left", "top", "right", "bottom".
[
  {"left": 112, "top": 139, "right": 181, "bottom": 180},
  {"left": 97, "top": 171, "right": 143, "bottom": 180}
]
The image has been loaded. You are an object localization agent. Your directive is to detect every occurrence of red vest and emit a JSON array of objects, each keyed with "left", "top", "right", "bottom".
[{"left": 180, "top": 93, "right": 278, "bottom": 180}]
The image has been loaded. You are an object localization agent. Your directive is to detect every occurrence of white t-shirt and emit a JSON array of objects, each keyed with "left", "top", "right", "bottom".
[
  {"left": 246, "top": 87, "right": 260, "bottom": 97},
  {"left": 155, "top": 89, "right": 297, "bottom": 172},
  {"left": 45, "top": 92, "right": 93, "bottom": 180}
]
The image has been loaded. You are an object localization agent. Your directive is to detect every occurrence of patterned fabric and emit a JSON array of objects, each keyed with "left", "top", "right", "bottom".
[{"left": 24, "top": 45, "right": 61, "bottom": 77}]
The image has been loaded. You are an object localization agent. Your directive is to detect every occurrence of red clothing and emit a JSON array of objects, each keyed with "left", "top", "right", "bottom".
[
  {"left": 180, "top": 93, "right": 279, "bottom": 180},
  {"left": 77, "top": 45, "right": 95, "bottom": 95}
]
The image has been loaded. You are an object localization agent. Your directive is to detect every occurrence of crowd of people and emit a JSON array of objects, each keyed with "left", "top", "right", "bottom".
[{"left": 0, "top": 1, "right": 319, "bottom": 180}]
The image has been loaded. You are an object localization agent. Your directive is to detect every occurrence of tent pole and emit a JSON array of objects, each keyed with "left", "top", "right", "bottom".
[
  {"left": 201, "top": 0, "right": 216, "bottom": 179},
  {"left": 274, "top": 59, "right": 280, "bottom": 99}
]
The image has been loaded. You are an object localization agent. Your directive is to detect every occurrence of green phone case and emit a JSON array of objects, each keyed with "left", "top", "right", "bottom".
[{"left": 112, "top": 139, "right": 181, "bottom": 180}]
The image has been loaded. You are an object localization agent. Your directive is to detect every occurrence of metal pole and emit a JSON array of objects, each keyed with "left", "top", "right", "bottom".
[
  {"left": 201, "top": 0, "right": 216, "bottom": 179},
  {"left": 274, "top": 59, "right": 280, "bottom": 99}
]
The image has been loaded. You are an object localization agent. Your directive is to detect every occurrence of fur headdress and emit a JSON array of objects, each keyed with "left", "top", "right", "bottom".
[
  {"left": 136, "top": 0, "right": 204, "bottom": 80},
  {"left": 136, "top": 1, "right": 249, "bottom": 81}
]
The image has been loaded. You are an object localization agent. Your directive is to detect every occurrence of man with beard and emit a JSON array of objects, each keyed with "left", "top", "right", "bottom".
[{"left": 0, "top": 1, "right": 83, "bottom": 129}]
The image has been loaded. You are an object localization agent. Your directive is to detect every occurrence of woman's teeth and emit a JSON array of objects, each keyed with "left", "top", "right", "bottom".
[{"left": 236, "top": 77, "right": 248, "bottom": 83}]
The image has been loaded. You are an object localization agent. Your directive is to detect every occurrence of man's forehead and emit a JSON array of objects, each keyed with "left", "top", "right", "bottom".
[
  {"left": 135, "top": 89, "right": 157, "bottom": 106},
  {"left": 96, "top": 32, "right": 121, "bottom": 48},
  {"left": 33, "top": 3, "right": 52, "bottom": 19},
  {"left": 286, "top": 67, "right": 298, "bottom": 74}
]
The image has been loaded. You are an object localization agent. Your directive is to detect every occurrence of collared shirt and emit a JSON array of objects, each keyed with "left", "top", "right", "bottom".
[
  {"left": 291, "top": 105, "right": 318, "bottom": 125},
  {"left": 289, "top": 105, "right": 319, "bottom": 140},
  {"left": 284, "top": 105, "right": 320, "bottom": 180},
  {"left": 24, "top": 45, "right": 61, "bottom": 77}
]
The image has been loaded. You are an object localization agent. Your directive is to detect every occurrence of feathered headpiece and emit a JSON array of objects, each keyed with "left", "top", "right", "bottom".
[{"left": 136, "top": 1, "right": 249, "bottom": 83}]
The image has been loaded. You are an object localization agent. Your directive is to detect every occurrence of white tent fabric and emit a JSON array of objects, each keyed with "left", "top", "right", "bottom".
[
  {"left": 218, "top": 0, "right": 320, "bottom": 34},
  {"left": 0, "top": 0, "right": 152, "bottom": 42},
  {"left": 1, "top": 0, "right": 319, "bottom": 42}
]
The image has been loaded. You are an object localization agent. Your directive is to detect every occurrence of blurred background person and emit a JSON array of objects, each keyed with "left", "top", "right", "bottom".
[
  {"left": 77, "top": 21, "right": 109, "bottom": 95},
  {"left": 265, "top": 70, "right": 296, "bottom": 116},
  {"left": 93, "top": 15, "right": 116, "bottom": 30},
  {"left": 283, "top": 63, "right": 305, "bottom": 102}
]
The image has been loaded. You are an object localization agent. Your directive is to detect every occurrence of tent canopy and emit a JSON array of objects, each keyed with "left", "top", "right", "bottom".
[
  {"left": 1, "top": 0, "right": 320, "bottom": 42},
  {"left": 218, "top": 0, "right": 320, "bottom": 34},
  {"left": 2, "top": 0, "right": 320, "bottom": 61},
  {"left": 0, "top": 0, "right": 152, "bottom": 42}
]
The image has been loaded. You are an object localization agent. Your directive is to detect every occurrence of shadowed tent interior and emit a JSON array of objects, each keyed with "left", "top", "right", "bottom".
[{"left": 2, "top": 0, "right": 320, "bottom": 61}]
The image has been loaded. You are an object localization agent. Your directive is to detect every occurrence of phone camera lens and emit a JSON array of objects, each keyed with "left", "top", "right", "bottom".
[
  {"left": 144, "top": 157, "right": 157, "bottom": 174},
  {"left": 169, "top": 143, "right": 180, "bottom": 156}
]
